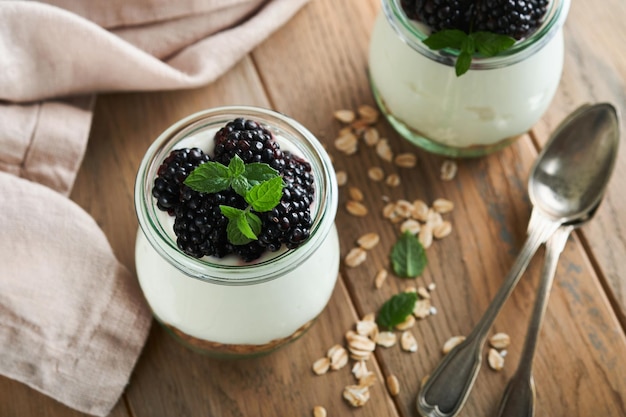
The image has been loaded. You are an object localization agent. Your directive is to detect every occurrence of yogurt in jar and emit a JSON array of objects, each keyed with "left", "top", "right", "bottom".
[
  {"left": 368, "top": 0, "right": 570, "bottom": 157},
  {"left": 134, "top": 107, "right": 339, "bottom": 356}
]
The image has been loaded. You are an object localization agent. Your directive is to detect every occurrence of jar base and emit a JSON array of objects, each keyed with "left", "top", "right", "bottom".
[
  {"left": 370, "top": 78, "right": 523, "bottom": 158},
  {"left": 157, "top": 316, "right": 318, "bottom": 358}
]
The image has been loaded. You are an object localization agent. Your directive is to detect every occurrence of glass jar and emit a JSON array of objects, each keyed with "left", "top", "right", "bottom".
[
  {"left": 369, "top": 0, "right": 571, "bottom": 157},
  {"left": 134, "top": 106, "right": 339, "bottom": 357}
]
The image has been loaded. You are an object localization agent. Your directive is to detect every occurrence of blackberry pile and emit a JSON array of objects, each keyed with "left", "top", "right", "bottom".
[
  {"left": 403, "top": 0, "right": 549, "bottom": 40},
  {"left": 151, "top": 118, "right": 315, "bottom": 262}
]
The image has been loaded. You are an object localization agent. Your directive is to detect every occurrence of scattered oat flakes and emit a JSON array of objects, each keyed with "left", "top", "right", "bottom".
[
  {"left": 489, "top": 333, "right": 511, "bottom": 350},
  {"left": 334, "top": 132, "right": 358, "bottom": 155},
  {"left": 400, "top": 331, "right": 418, "bottom": 352},
  {"left": 488, "top": 348, "right": 505, "bottom": 371},
  {"left": 442, "top": 336, "right": 466, "bottom": 354},
  {"left": 374, "top": 269, "right": 388, "bottom": 289},
  {"left": 429, "top": 306, "right": 438, "bottom": 315},
  {"left": 500, "top": 349, "right": 508, "bottom": 357},
  {"left": 336, "top": 170, "right": 348, "bottom": 186},
  {"left": 433, "top": 221, "right": 452, "bottom": 239},
  {"left": 419, "top": 224, "right": 434, "bottom": 249},
  {"left": 427, "top": 282, "right": 437, "bottom": 291},
  {"left": 329, "top": 345, "right": 349, "bottom": 370},
  {"left": 394, "top": 152, "right": 417, "bottom": 168},
  {"left": 426, "top": 209, "right": 443, "bottom": 228},
  {"left": 356, "top": 320, "right": 378, "bottom": 337},
  {"left": 334, "top": 109, "right": 356, "bottom": 123},
  {"left": 404, "top": 286, "right": 417, "bottom": 293},
  {"left": 358, "top": 372, "right": 377, "bottom": 388},
  {"left": 363, "top": 127, "right": 380, "bottom": 146},
  {"left": 346, "top": 332, "right": 376, "bottom": 353},
  {"left": 368, "top": 166, "right": 385, "bottom": 181},
  {"left": 352, "top": 360, "right": 369, "bottom": 380},
  {"left": 312, "top": 357, "right": 331, "bottom": 375},
  {"left": 432, "top": 198, "right": 454, "bottom": 213},
  {"left": 344, "top": 247, "right": 367, "bottom": 267},
  {"left": 357, "top": 232, "right": 380, "bottom": 250},
  {"left": 358, "top": 104, "right": 379, "bottom": 124},
  {"left": 411, "top": 200, "right": 429, "bottom": 221},
  {"left": 386, "top": 375, "right": 400, "bottom": 396},
  {"left": 376, "top": 139, "right": 393, "bottom": 162},
  {"left": 441, "top": 159, "right": 458, "bottom": 180},
  {"left": 395, "top": 314, "right": 416, "bottom": 331},
  {"left": 417, "top": 286, "right": 430, "bottom": 299},
  {"left": 413, "top": 298, "right": 432, "bottom": 319},
  {"left": 343, "top": 384, "right": 370, "bottom": 407},
  {"left": 348, "top": 186, "right": 364, "bottom": 202},
  {"left": 313, "top": 405, "right": 327, "bottom": 417},
  {"left": 346, "top": 200, "right": 368, "bottom": 217},
  {"left": 400, "top": 219, "right": 421, "bottom": 235},
  {"left": 395, "top": 199, "right": 414, "bottom": 218},
  {"left": 362, "top": 312, "right": 376, "bottom": 322},
  {"left": 375, "top": 331, "right": 397, "bottom": 348},
  {"left": 385, "top": 173, "right": 401, "bottom": 187}
]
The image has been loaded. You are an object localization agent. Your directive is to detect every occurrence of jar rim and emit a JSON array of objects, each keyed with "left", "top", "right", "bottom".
[
  {"left": 383, "top": 0, "right": 571, "bottom": 69},
  {"left": 135, "top": 106, "right": 338, "bottom": 286}
]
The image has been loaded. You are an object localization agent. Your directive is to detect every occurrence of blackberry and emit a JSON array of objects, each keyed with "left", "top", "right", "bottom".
[
  {"left": 403, "top": 0, "right": 549, "bottom": 40},
  {"left": 152, "top": 148, "right": 210, "bottom": 214},
  {"left": 472, "top": 0, "right": 550, "bottom": 40},
  {"left": 213, "top": 117, "right": 286, "bottom": 171}
]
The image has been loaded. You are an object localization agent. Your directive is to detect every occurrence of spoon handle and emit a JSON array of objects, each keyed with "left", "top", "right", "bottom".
[
  {"left": 495, "top": 225, "right": 573, "bottom": 417},
  {"left": 416, "top": 210, "right": 559, "bottom": 417}
]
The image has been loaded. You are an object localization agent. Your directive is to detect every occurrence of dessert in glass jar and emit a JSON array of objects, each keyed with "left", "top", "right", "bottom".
[
  {"left": 134, "top": 106, "right": 339, "bottom": 357},
  {"left": 369, "top": 0, "right": 571, "bottom": 157}
]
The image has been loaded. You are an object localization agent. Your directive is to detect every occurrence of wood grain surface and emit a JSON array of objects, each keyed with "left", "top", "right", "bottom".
[{"left": 3, "top": 0, "right": 625, "bottom": 416}]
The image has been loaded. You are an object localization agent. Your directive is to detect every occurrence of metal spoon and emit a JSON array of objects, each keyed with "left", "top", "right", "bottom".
[{"left": 416, "top": 103, "right": 620, "bottom": 417}]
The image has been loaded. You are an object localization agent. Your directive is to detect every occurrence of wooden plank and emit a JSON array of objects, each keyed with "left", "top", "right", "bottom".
[
  {"left": 251, "top": 0, "right": 626, "bottom": 416},
  {"left": 531, "top": 0, "right": 626, "bottom": 322}
]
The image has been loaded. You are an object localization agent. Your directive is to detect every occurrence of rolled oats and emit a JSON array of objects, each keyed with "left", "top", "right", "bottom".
[
  {"left": 357, "top": 232, "right": 380, "bottom": 250},
  {"left": 363, "top": 127, "right": 380, "bottom": 146},
  {"left": 329, "top": 345, "right": 349, "bottom": 370},
  {"left": 313, "top": 406, "right": 327, "bottom": 417},
  {"left": 442, "top": 336, "right": 466, "bottom": 354},
  {"left": 394, "top": 152, "right": 417, "bottom": 168},
  {"left": 419, "top": 224, "right": 433, "bottom": 249},
  {"left": 356, "top": 320, "right": 378, "bottom": 337},
  {"left": 417, "top": 286, "right": 430, "bottom": 299},
  {"left": 441, "top": 159, "right": 458, "bottom": 181},
  {"left": 385, "top": 174, "right": 401, "bottom": 187},
  {"left": 395, "top": 199, "right": 414, "bottom": 218},
  {"left": 335, "top": 170, "right": 348, "bottom": 186},
  {"left": 426, "top": 209, "right": 443, "bottom": 228},
  {"left": 348, "top": 186, "right": 364, "bottom": 202},
  {"left": 489, "top": 332, "right": 511, "bottom": 350},
  {"left": 395, "top": 314, "right": 416, "bottom": 330},
  {"left": 343, "top": 384, "right": 370, "bottom": 407},
  {"left": 376, "top": 139, "right": 393, "bottom": 162},
  {"left": 413, "top": 298, "right": 432, "bottom": 319},
  {"left": 400, "top": 331, "right": 418, "bottom": 353},
  {"left": 382, "top": 202, "right": 397, "bottom": 219},
  {"left": 400, "top": 219, "right": 421, "bottom": 235},
  {"left": 346, "top": 332, "right": 376, "bottom": 353},
  {"left": 433, "top": 221, "right": 452, "bottom": 239},
  {"left": 487, "top": 348, "right": 505, "bottom": 371},
  {"left": 358, "top": 372, "right": 377, "bottom": 388},
  {"left": 432, "top": 198, "right": 454, "bottom": 213},
  {"left": 346, "top": 201, "right": 368, "bottom": 217},
  {"left": 374, "top": 268, "right": 388, "bottom": 289},
  {"left": 352, "top": 360, "right": 369, "bottom": 380},
  {"left": 411, "top": 200, "right": 429, "bottom": 221},
  {"left": 358, "top": 104, "right": 379, "bottom": 124},
  {"left": 368, "top": 166, "right": 385, "bottom": 181},
  {"left": 375, "top": 331, "right": 397, "bottom": 348},
  {"left": 345, "top": 247, "right": 367, "bottom": 267},
  {"left": 334, "top": 109, "right": 356, "bottom": 124},
  {"left": 386, "top": 375, "right": 400, "bottom": 396},
  {"left": 362, "top": 312, "right": 376, "bottom": 322},
  {"left": 334, "top": 132, "right": 358, "bottom": 155},
  {"left": 312, "top": 357, "right": 331, "bottom": 375}
]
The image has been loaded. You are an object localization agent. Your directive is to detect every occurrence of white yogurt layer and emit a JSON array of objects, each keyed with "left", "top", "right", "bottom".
[
  {"left": 135, "top": 128, "right": 339, "bottom": 345},
  {"left": 368, "top": 12, "right": 564, "bottom": 148}
]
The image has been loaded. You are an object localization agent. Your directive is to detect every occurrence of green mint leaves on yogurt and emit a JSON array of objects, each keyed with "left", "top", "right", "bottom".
[
  {"left": 376, "top": 291, "right": 418, "bottom": 330},
  {"left": 184, "top": 155, "right": 284, "bottom": 245},
  {"left": 390, "top": 231, "right": 428, "bottom": 278},
  {"left": 423, "top": 29, "right": 515, "bottom": 76}
]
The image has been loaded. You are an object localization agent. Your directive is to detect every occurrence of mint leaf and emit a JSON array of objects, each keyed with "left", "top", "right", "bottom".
[
  {"left": 390, "top": 232, "right": 427, "bottom": 278},
  {"left": 245, "top": 176, "right": 284, "bottom": 212},
  {"left": 455, "top": 51, "right": 473, "bottom": 77},
  {"left": 231, "top": 176, "right": 250, "bottom": 197},
  {"left": 472, "top": 32, "right": 515, "bottom": 57},
  {"left": 244, "top": 163, "right": 279, "bottom": 186},
  {"left": 220, "top": 206, "right": 262, "bottom": 245},
  {"left": 228, "top": 155, "right": 246, "bottom": 178},
  {"left": 184, "top": 161, "right": 230, "bottom": 193},
  {"left": 376, "top": 292, "right": 418, "bottom": 330},
  {"left": 423, "top": 29, "right": 467, "bottom": 50}
]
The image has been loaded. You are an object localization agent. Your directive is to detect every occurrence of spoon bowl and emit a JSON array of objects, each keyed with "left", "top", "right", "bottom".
[{"left": 417, "top": 103, "right": 620, "bottom": 417}]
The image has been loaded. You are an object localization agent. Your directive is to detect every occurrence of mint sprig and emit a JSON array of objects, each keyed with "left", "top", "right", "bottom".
[
  {"left": 184, "top": 155, "right": 284, "bottom": 246},
  {"left": 390, "top": 231, "right": 427, "bottom": 278},
  {"left": 423, "top": 30, "right": 515, "bottom": 76},
  {"left": 376, "top": 291, "right": 419, "bottom": 330}
]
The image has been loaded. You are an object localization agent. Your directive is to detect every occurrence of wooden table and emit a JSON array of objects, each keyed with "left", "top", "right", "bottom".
[{"left": 4, "top": 0, "right": 626, "bottom": 415}]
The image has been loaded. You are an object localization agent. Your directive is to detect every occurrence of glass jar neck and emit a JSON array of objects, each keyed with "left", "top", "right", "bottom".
[
  {"left": 135, "top": 106, "right": 338, "bottom": 286},
  {"left": 383, "top": 0, "right": 571, "bottom": 69}
]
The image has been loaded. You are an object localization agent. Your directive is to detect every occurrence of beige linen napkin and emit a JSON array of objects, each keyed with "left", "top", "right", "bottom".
[{"left": 0, "top": 0, "right": 309, "bottom": 415}]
